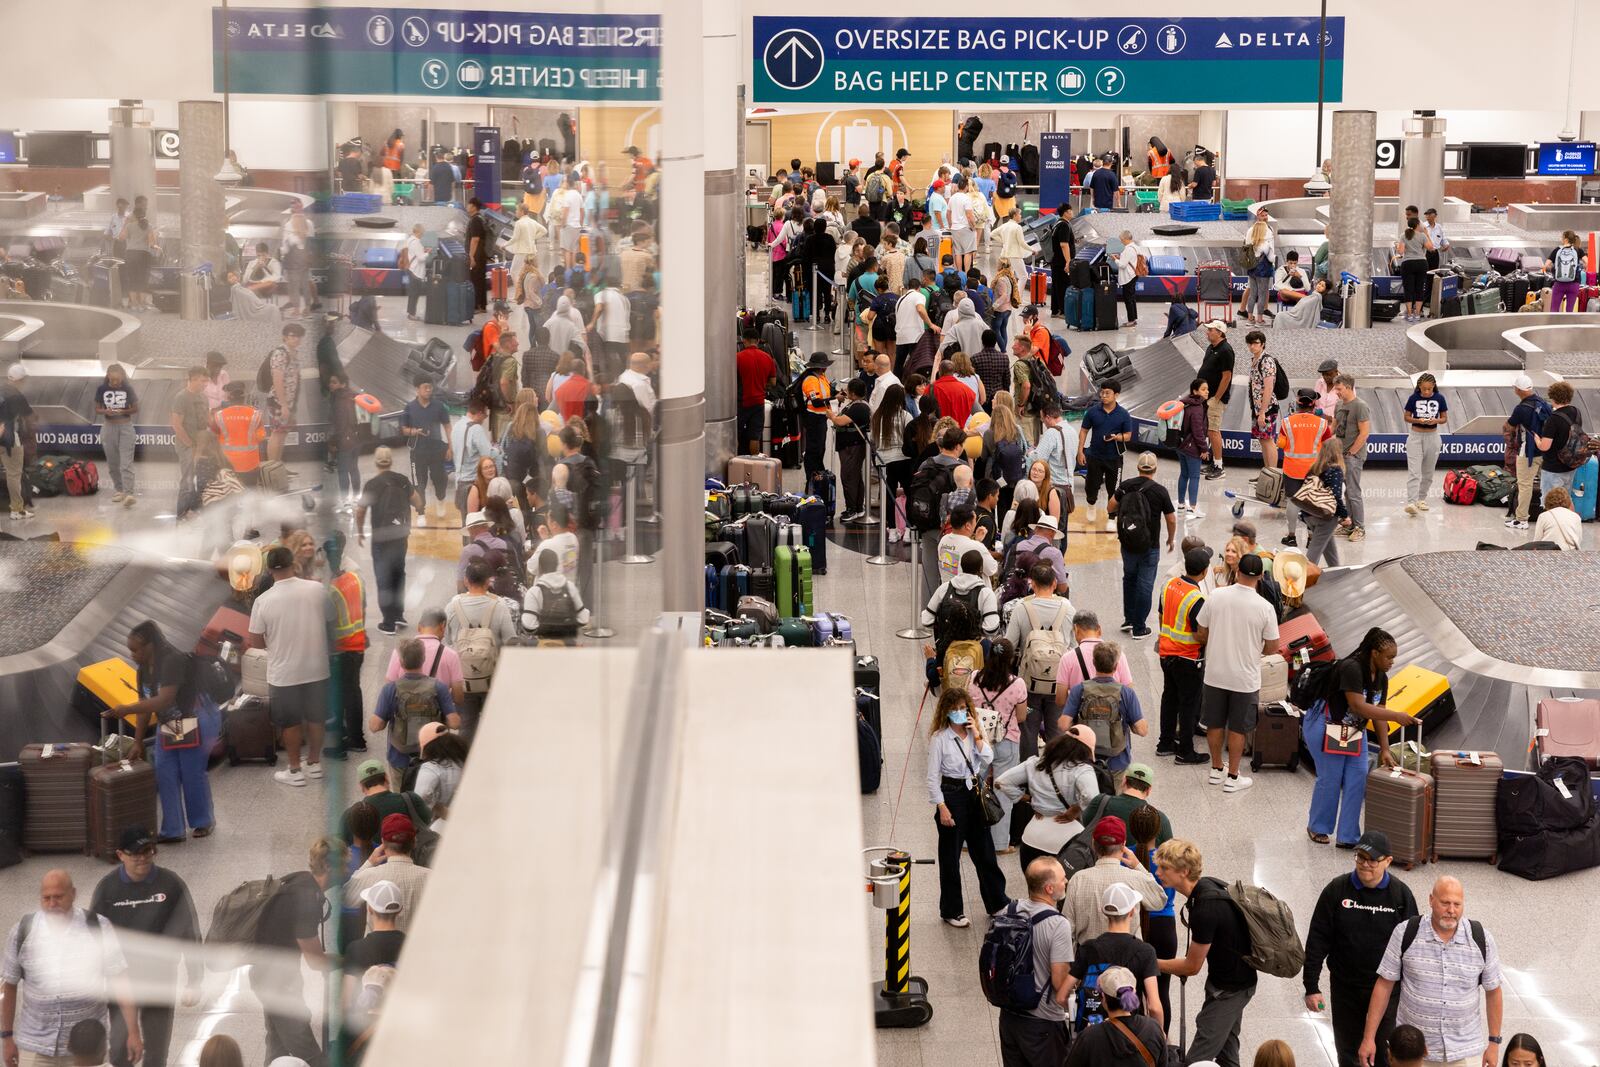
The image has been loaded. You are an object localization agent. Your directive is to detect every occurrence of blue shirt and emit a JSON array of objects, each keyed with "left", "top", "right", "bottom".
[
  {"left": 450, "top": 419, "right": 495, "bottom": 484},
  {"left": 401, "top": 398, "right": 450, "bottom": 445},
  {"left": 1081, "top": 403, "right": 1133, "bottom": 461},
  {"left": 1403, "top": 390, "right": 1448, "bottom": 427},
  {"left": 1062, "top": 675, "right": 1145, "bottom": 771},
  {"left": 372, "top": 674, "right": 457, "bottom": 769},
  {"left": 96, "top": 381, "right": 139, "bottom": 422},
  {"left": 974, "top": 176, "right": 996, "bottom": 202},
  {"left": 1507, "top": 395, "right": 1550, "bottom": 461},
  {"left": 1086, "top": 168, "right": 1119, "bottom": 209}
]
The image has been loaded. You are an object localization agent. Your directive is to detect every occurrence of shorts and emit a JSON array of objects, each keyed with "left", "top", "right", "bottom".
[
  {"left": 1250, "top": 404, "right": 1280, "bottom": 441},
  {"left": 560, "top": 227, "right": 580, "bottom": 252},
  {"left": 1201, "top": 684, "right": 1258, "bottom": 734},
  {"left": 950, "top": 228, "right": 977, "bottom": 255},
  {"left": 265, "top": 398, "right": 296, "bottom": 434},
  {"left": 1206, "top": 395, "right": 1226, "bottom": 431},
  {"left": 269, "top": 679, "right": 330, "bottom": 729}
]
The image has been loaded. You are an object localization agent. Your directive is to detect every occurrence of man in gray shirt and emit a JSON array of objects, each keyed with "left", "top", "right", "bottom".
[
  {"left": 1332, "top": 374, "right": 1371, "bottom": 542},
  {"left": 991, "top": 857, "right": 1074, "bottom": 1066}
]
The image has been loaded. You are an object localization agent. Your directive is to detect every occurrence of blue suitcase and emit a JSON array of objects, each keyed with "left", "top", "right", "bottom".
[
  {"left": 791, "top": 283, "right": 811, "bottom": 323},
  {"left": 1148, "top": 255, "right": 1187, "bottom": 277},
  {"left": 363, "top": 246, "right": 400, "bottom": 268},
  {"left": 705, "top": 564, "right": 720, "bottom": 610},
  {"left": 1075, "top": 287, "right": 1096, "bottom": 332},
  {"left": 1061, "top": 288, "right": 1083, "bottom": 330},
  {"left": 721, "top": 564, "right": 750, "bottom": 608},
  {"left": 447, "top": 281, "right": 474, "bottom": 325},
  {"left": 1573, "top": 456, "right": 1599, "bottom": 521},
  {"left": 808, "top": 469, "right": 837, "bottom": 523},
  {"left": 794, "top": 499, "right": 828, "bottom": 576}
]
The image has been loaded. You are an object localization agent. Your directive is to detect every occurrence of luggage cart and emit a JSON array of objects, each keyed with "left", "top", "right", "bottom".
[{"left": 1196, "top": 261, "right": 1233, "bottom": 325}]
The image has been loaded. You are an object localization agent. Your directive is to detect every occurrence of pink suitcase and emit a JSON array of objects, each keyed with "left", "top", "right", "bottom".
[
  {"left": 1535, "top": 697, "right": 1600, "bottom": 767},
  {"left": 727, "top": 455, "right": 781, "bottom": 494}
]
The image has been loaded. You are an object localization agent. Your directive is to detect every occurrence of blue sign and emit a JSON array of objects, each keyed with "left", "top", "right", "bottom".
[
  {"left": 0, "top": 132, "right": 15, "bottom": 165},
  {"left": 1538, "top": 142, "right": 1596, "bottom": 176},
  {"left": 474, "top": 125, "right": 500, "bottom": 203},
  {"left": 1038, "top": 132, "right": 1073, "bottom": 212},
  {"left": 751, "top": 17, "right": 1345, "bottom": 104}
]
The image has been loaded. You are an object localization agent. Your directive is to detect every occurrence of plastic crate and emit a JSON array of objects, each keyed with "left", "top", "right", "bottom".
[
  {"left": 1221, "top": 197, "right": 1256, "bottom": 220},
  {"left": 1169, "top": 201, "right": 1221, "bottom": 222}
]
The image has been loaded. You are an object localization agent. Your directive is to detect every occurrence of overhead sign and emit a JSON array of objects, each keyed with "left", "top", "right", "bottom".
[
  {"left": 1037, "top": 132, "right": 1073, "bottom": 212},
  {"left": 1538, "top": 142, "right": 1596, "bottom": 176},
  {"left": 213, "top": 7, "right": 661, "bottom": 100},
  {"left": 752, "top": 17, "right": 1345, "bottom": 104},
  {"left": 1374, "top": 138, "right": 1401, "bottom": 170}
]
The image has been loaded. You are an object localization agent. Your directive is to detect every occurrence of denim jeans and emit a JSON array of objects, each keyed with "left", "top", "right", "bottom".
[
  {"left": 1541, "top": 466, "right": 1576, "bottom": 498},
  {"left": 1177, "top": 453, "right": 1201, "bottom": 506},
  {"left": 153, "top": 703, "right": 219, "bottom": 838},
  {"left": 1120, "top": 545, "right": 1160, "bottom": 631},
  {"left": 334, "top": 446, "right": 361, "bottom": 495},
  {"left": 992, "top": 310, "right": 1012, "bottom": 350},
  {"left": 1303, "top": 703, "right": 1368, "bottom": 844}
]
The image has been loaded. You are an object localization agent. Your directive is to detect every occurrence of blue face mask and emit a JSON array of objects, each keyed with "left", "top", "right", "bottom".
[{"left": 947, "top": 709, "right": 969, "bottom": 726}]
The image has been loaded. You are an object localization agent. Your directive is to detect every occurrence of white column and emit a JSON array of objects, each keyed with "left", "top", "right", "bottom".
[{"left": 702, "top": 1, "right": 740, "bottom": 472}]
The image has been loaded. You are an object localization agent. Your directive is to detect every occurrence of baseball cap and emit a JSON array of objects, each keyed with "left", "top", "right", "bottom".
[
  {"left": 418, "top": 721, "right": 448, "bottom": 750},
  {"left": 358, "top": 879, "right": 403, "bottom": 914},
  {"left": 374, "top": 445, "right": 394, "bottom": 468},
  {"left": 118, "top": 827, "right": 157, "bottom": 853},
  {"left": 1231, "top": 519, "right": 1257, "bottom": 541},
  {"left": 1093, "top": 815, "right": 1127, "bottom": 847},
  {"left": 1513, "top": 374, "right": 1534, "bottom": 391},
  {"left": 1239, "top": 552, "right": 1265, "bottom": 577},
  {"left": 1202, "top": 320, "right": 1228, "bottom": 333},
  {"left": 848, "top": 157, "right": 860, "bottom": 167},
  {"left": 1317, "top": 358, "right": 1339, "bottom": 374},
  {"left": 1068, "top": 724, "right": 1097, "bottom": 751},
  {"left": 6, "top": 364, "right": 25, "bottom": 382},
  {"left": 356, "top": 758, "right": 387, "bottom": 784},
  {"left": 1183, "top": 547, "right": 1213, "bottom": 576},
  {"left": 380, "top": 813, "right": 416, "bottom": 842},
  {"left": 1296, "top": 387, "right": 1319, "bottom": 407},
  {"left": 268, "top": 1059, "right": 312, "bottom": 1067},
  {"left": 1354, "top": 830, "right": 1392, "bottom": 859},
  {"left": 1101, "top": 881, "right": 1142, "bottom": 916},
  {"left": 1124, "top": 762, "right": 1155, "bottom": 789},
  {"left": 1137, "top": 452, "right": 1158, "bottom": 473}
]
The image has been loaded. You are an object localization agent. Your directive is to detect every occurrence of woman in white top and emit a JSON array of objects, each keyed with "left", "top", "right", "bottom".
[
  {"left": 1157, "top": 168, "right": 1187, "bottom": 212},
  {"left": 1242, "top": 211, "right": 1277, "bottom": 326},
  {"left": 486, "top": 476, "right": 527, "bottom": 544},
  {"left": 1533, "top": 486, "right": 1583, "bottom": 549},
  {"left": 968, "top": 639, "right": 1029, "bottom": 854},
  {"left": 1112, "top": 229, "right": 1149, "bottom": 330},
  {"left": 925, "top": 688, "right": 1009, "bottom": 927},
  {"left": 413, "top": 723, "right": 468, "bottom": 822},
  {"left": 834, "top": 233, "right": 862, "bottom": 289},
  {"left": 992, "top": 207, "right": 1039, "bottom": 283},
  {"left": 404, "top": 223, "right": 429, "bottom": 321},
  {"left": 1000, "top": 480, "right": 1040, "bottom": 543},
  {"left": 995, "top": 725, "right": 1102, "bottom": 872}
]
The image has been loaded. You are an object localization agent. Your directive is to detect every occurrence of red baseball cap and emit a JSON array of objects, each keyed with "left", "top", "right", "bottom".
[
  {"left": 1093, "top": 815, "right": 1127, "bottom": 847},
  {"left": 380, "top": 813, "right": 416, "bottom": 842}
]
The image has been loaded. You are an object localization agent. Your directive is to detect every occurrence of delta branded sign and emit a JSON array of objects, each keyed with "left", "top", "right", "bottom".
[{"left": 753, "top": 17, "right": 1344, "bottom": 105}]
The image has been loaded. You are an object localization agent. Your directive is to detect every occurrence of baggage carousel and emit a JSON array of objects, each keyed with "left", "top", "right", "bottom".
[
  {"left": 1300, "top": 551, "right": 1600, "bottom": 762},
  {"left": 0, "top": 540, "right": 232, "bottom": 760}
]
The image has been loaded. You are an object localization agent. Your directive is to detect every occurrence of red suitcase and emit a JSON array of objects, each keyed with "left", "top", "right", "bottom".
[
  {"left": 489, "top": 264, "right": 510, "bottom": 301},
  {"left": 1279, "top": 612, "right": 1335, "bottom": 671},
  {"left": 1535, "top": 697, "right": 1600, "bottom": 767},
  {"left": 1431, "top": 750, "right": 1502, "bottom": 861},
  {"left": 196, "top": 605, "right": 251, "bottom": 661},
  {"left": 88, "top": 748, "right": 157, "bottom": 862},
  {"left": 1029, "top": 268, "right": 1048, "bottom": 304},
  {"left": 18, "top": 743, "right": 93, "bottom": 853}
]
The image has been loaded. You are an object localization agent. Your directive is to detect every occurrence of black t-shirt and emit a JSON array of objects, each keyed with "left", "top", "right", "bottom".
[
  {"left": 1192, "top": 165, "right": 1217, "bottom": 201},
  {"left": 1051, "top": 218, "right": 1076, "bottom": 267},
  {"left": 257, "top": 871, "right": 326, "bottom": 951},
  {"left": 852, "top": 217, "right": 882, "bottom": 248},
  {"left": 466, "top": 215, "right": 489, "bottom": 266},
  {"left": 345, "top": 929, "right": 406, "bottom": 973},
  {"left": 361, "top": 470, "right": 415, "bottom": 543},
  {"left": 1325, "top": 655, "right": 1385, "bottom": 726},
  {"left": 1113, "top": 477, "right": 1175, "bottom": 519},
  {"left": 1198, "top": 341, "right": 1236, "bottom": 403},
  {"left": 838, "top": 400, "right": 870, "bottom": 448},
  {"left": 429, "top": 161, "right": 457, "bottom": 203},
  {"left": 1541, "top": 406, "right": 1583, "bottom": 472},
  {"left": 338, "top": 156, "right": 364, "bottom": 187},
  {"left": 0, "top": 386, "right": 33, "bottom": 448},
  {"left": 1187, "top": 879, "right": 1256, "bottom": 989},
  {"left": 1071, "top": 931, "right": 1158, "bottom": 988}
]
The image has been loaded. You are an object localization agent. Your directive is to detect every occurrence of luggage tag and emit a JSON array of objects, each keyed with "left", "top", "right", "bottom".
[{"left": 1555, "top": 777, "right": 1574, "bottom": 800}]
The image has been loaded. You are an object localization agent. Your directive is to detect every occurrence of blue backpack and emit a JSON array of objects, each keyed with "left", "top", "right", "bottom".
[
  {"left": 979, "top": 902, "right": 1055, "bottom": 1013},
  {"left": 1074, "top": 960, "right": 1111, "bottom": 1032}
]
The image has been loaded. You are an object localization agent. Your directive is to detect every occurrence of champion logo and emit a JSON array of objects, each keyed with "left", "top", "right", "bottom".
[
  {"left": 112, "top": 892, "right": 169, "bottom": 908},
  {"left": 1340, "top": 898, "right": 1399, "bottom": 914}
]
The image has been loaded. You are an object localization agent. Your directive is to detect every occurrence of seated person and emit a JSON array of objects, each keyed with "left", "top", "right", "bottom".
[
  {"left": 228, "top": 271, "right": 282, "bottom": 323},
  {"left": 1274, "top": 277, "right": 1326, "bottom": 330},
  {"left": 241, "top": 242, "right": 283, "bottom": 296},
  {"left": 1273, "top": 251, "right": 1311, "bottom": 304}
]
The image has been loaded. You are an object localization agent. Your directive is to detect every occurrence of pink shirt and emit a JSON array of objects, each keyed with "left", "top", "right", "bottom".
[
  {"left": 385, "top": 634, "right": 464, "bottom": 690},
  {"left": 204, "top": 369, "right": 231, "bottom": 411},
  {"left": 968, "top": 675, "right": 1028, "bottom": 743},
  {"left": 1314, "top": 377, "right": 1338, "bottom": 419},
  {"left": 1053, "top": 637, "right": 1135, "bottom": 693}
]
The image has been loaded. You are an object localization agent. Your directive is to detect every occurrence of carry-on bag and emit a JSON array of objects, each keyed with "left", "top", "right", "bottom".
[
  {"left": 1536, "top": 696, "right": 1600, "bottom": 767},
  {"left": 18, "top": 743, "right": 93, "bottom": 853},
  {"left": 1364, "top": 724, "right": 1434, "bottom": 869},
  {"left": 1378, "top": 664, "right": 1455, "bottom": 740},
  {"left": 728, "top": 455, "right": 782, "bottom": 494},
  {"left": 1250, "top": 702, "right": 1302, "bottom": 772},
  {"left": 87, "top": 723, "right": 157, "bottom": 862},
  {"left": 241, "top": 649, "right": 270, "bottom": 698},
  {"left": 222, "top": 694, "right": 277, "bottom": 766},
  {"left": 1278, "top": 612, "right": 1335, "bottom": 671},
  {"left": 1253, "top": 467, "right": 1285, "bottom": 507},
  {"left": 1259, "top": 655, "right": 1290, "bottom": 705},
  {"left": 72, "top": 658, "right": 142, "bottom": 730},
  {"left": 1431, "top": 749, "right": 1503, "bottom": 861},
  {"left": 0, "top": 764, "right": 21, "bottom": 869},
  {"left": 196, "top": 605, "right": 251, "bottom": 661}
]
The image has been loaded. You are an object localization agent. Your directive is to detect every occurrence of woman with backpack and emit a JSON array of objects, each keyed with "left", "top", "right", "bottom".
[
  {"left": 1300, "top": 438, "right": 1349, "bottom": 567},
  {"left": 1545, "top": 229, "right": 1587, "bottom": 311},
  {"left": 1242, "top": 210, "right": 1276, "bottom": 326},
  {"left": 926, "top": 688, "right": 1009, "bottom": 927},
  {"left": 1061, "top": 966, "right": 1168, "bottom": 1067},
  {"left": 499, "top": 396, "right": 544, "bottom": 530},
  {"left": 968, "top": 638, "right": 1027, "bottom": 855},
  {"left": 1175, "top": 378, "right": 1211, "bottom": 518},
  {"left": 1245, "top": 330, "right": 1283, "bottom": 470},
  {"left": 769, "top": 206, "right": 804, "bottom": 300},
  {"left": 995, "top": 726, "right": 1101, "bottom": 873},
  {"left": 413, "top": 722, "right": 469, "bottom": 823},
  {"left": 1300, "top": 627, "right": 1416, "bottom": 847}
]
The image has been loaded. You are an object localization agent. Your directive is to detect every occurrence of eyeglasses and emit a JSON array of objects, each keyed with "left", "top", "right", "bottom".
[{"left": 1353, "top": 854, "right": 1386, "bottom": 867}]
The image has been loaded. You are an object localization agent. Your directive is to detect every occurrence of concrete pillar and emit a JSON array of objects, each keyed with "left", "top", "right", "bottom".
[
  {"left": 736, "top": 85, "right": 748, "bottom": 314},
  {"left": 1328, "top": 109, "right": 1377, "bottom": 307},
  {"left": 658, "top": 0, "right": 708, "bottom": 614},
  {"left": 703, "top": 4, "right": 740, "bottom": 473},
  {"left": 1397, "top": 113, "right": 1447, "bottom": 234},
  {"left": 108, "top": 101, "right": 157, "bottom": 210},
  {"left": 178, "top": 101, "right": 229, "bottom": 287}
]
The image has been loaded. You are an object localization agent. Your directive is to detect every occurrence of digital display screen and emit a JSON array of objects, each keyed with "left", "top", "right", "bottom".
[
  {"left": 1465, "top": 143, "right": 1528, "bottom": 179},
  {"left": 25, "top": 131, "right": 92, "bottom": 168},
  {"left": 1538, "top": 142, "right": 1597, "bottom": 176},
  {"left": 0, "top": 132, "right": 16, "bottom": 164}
]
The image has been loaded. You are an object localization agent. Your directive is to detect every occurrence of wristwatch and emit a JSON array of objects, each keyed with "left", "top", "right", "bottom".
[
  {"left": 1488, "top": 1036, "right": 1503, "bottom": 1045},
  {"left": 1, "top": 1030, "right": 12, "bottom": 1038}
]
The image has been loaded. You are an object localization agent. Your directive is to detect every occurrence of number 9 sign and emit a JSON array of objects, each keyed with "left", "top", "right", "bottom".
[{"left": 1374, "top": 139, "right": 1401, "bottom": 170}]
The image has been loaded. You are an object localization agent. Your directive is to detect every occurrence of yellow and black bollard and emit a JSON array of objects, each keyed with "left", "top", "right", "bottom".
[{"left": 865, "top": 846, "right": 932, "bottom": 1027}]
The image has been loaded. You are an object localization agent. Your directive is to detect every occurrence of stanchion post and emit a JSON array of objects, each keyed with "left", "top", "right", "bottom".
[
  {"left": 619, "top": 462, "right": 652, "bottom": 565},
  {"left": 867, "top": 453, "right": 896, "bottom": 567},
  {"left": 895, "top": 538, "right": 931, "bottom": 640},
  {"left": 883, "top": 850, "right": 911, "bottom": 994}
]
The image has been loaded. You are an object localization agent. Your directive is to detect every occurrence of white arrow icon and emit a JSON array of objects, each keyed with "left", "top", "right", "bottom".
[{"left": 773, "top": 34, "right": 814, "bottom": 83}]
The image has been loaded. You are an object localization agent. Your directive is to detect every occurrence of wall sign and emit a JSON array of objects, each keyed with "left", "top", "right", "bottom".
[
  {"left": 214, "top": 7, "right": 661, "bottom": 100},
  {"left": 1374, "top": 138, "right": 1401, "bottom": 170},
  {"left": 473, "top": 125, "right": 500, "bottom": 201},
  {"left": 753, "top": 17, "right": 1345, "bottom": 105},
  {"left": 1538, "top": 142, "right": 1596, "bottom": 177},
  {"left": 1037, "top": 132, "right": 1073, "bottom": 211}
]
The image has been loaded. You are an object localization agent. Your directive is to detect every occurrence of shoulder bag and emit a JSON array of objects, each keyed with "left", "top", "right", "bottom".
[
  {"left": 1291, "top": 473, "right": 1337, "bottom": 518},
  {"left": 958, "top": 736, "right": 1006, "bottom": 826}
]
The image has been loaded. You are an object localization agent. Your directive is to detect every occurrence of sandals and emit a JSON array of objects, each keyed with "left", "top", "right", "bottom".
[{"left": 1306, "top": 829, "right": 1331, "bottom": 844}]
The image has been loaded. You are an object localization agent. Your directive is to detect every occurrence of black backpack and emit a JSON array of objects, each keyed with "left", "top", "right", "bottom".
[
  {"left": 537, "top": 582, "right": 581, "bottom": 637},
  {"left": 979, "top": 903, "right": 1055, "bottom": 1013},
  {"left": 1027, "top": 357, "right": 1064, "bottom": 415},
  {"left": 934, "top": 584, "right": 983, "bottom": 644},
  {"left": 907, "top": 460, "right": 957, "bottom": 532},
  {"left": 255, "top": 348, "right": 281, "bottom": 393},
  {"left": 925, "top": 287, "right": 953, "bottom": 328},
  {"left": 1272, "top": 357, "right": 1290, "bottom": 401},
  {"left": 1290, "top": 657, "right": 1340, "bottom": 709},
  {"left": 1115, "top": 481, "right": 1158, "bottom": 553}
]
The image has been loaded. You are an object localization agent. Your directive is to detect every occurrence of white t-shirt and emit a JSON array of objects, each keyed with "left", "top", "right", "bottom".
[
  {"left": 596, "top": 288, "right": 630, "bottom": 343},
  {"left": 406, "top": 236, "right": 428, "bottom": 280},
  {"left": 564, "top": 188, "right": 584, "bottom": 228},
  {"left": 248, "top": 576, "right": 331, "bottom": 686},
  {"left": 530, "top": 530, "right": 580, "bottom": 582},
  {"left": 894, "top": 291, "right": 927, "bottom": 345},
  {"left": 1194, "top": 583, "right": 1280, "bottom": 693},
  {"left": 1117, "top": 241, "right": 1149, "bottom": 287},
  {"left": 948, "top": 191, "right": 974, "bottom": 232},
  {"left": 938, "top": 531, "right": 998, "bottom": 581}
]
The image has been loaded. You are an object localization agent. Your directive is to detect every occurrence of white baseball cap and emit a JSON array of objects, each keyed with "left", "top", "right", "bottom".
[
  {"left": 1513, "top": 374, "right": 1534, "bottom": 391},
  {"left": 1101, "top": 882, "right": 1143, "bottom": 916},
  {"left": 1202, "top": 320, "right": 1228, "bottom": 333},
  {"left": 359, "top": 879, "right": 403, "bottom": 915},
  {"left": 6, "top": 364, "right": 25, "bottom": 382}
]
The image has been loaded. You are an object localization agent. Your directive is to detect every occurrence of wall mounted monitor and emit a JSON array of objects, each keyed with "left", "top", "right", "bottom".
[
  {"left": 1537, "top": 142, "right": 1596, "bottom": 176},
  {"left": 1464, "top": 143, "right": 1529, "bottom": 179},
  {"left": 25, "top": 131, "right": 92, "bottom": 168}
]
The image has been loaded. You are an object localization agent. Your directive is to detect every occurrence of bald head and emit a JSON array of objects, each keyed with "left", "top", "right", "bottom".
[
  {"left": 1024, "top": 857, "right": 1066, "bottom": 901},
  {"left": 40, "top": 869, "right": 75, "bottom": 914},
  {"left": 1428, "top": 876, "right": 1465, "bottom": 932},
  {"left": 628, "top": 351, "right": 651, "bottom": 374},
  {"left": 875, "top": 354, "right": 892, "bottom": 376}
]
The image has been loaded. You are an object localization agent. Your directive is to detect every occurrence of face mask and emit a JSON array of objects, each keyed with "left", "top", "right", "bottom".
[{"left": 947, "top": 709, "right": 969, "bottom": 726}]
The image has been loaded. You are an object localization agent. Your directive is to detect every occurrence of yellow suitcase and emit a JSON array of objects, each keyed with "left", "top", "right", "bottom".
[
  {"left": 1373, "top": 664, "right": 1455, "bottom": 739},
  {"left": 72, "top": 658, "right": 142, "bottom": 731}
]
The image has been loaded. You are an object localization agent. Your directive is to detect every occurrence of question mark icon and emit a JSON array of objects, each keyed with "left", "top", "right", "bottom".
[{"left": 1098, "top": 66, "right": 1125, "bottom": 97}]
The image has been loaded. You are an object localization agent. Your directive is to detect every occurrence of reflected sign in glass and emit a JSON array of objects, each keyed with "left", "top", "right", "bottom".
[{"left": 1537, "top": 142, "right": 1596, "bottom": 177}]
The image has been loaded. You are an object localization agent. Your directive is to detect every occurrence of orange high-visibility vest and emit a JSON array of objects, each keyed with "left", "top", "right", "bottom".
[
  {"left": 329, "top": 570, "right": 368, "bottom": 653},
  {"left": 215, "top": 405, "right": 264, "bottom": 473},
  {"left": 1278, "top": 411, "right": 1328, "bottom": 480},
  {"left": 1157, "top": 576, "right": 1204, "bottom": 659}
]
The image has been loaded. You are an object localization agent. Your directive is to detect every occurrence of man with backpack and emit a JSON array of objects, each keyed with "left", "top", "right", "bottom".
[
  {"left": 1107, "top": 452, "right": 1177, "bottom": 639},
  {"left": 1063, "top": 817, "right": 1168, "bottom": 950},
  {"left": 521, "top": 547, "right": 590, "bottom": 639},
  {"left": 938, "top": 505, "right": 998, "bottom": 582},
  {"left": 457, "top": 511, "right": 519, "bottom": 597},
  {"left": 1533, "top": 379, "right": 1592, "bottom": 500},
  {"left": 982, "top": 857, "right": 1074, "bottom": 1067},
  {"left": 344, "top": 814, "right": 432, "bottom": 934},
  {"left": 1502, "top": 375, "right": 1550, "bottom": 530},
  {"left": 243, "top": 836, "right": 340, "bottom": 1066},
  {"left": 1154, "top": 839, "right": 1259, "bottom": 1067},
  {"left": 1060, "top": 641, "right": 1148, "bottom": 792},
  {"left": 1156, "top": 547, "right": 1212, "bottom": 765},
  {"left": 356, "top": 447, "right": 422, "bottom": 636},
  {"left": 909, "top": 425, "right": 968, "bottom": 592},
  {"left": 386, "top": 609, "right": 466, "bottom": 710},
  {"left": 368, "top": 639, "right": 459, "bottom": 791},
  {"left": 923, "top": 548, "right": 1001, "bottom": 642},
  {"left": 1005, "top": 561, "right": 1074, "bottom": 758},
  {"left": 445, "top": 561, "right": 518, "bottom": 736},
  {"left": 1009, "top": 333, "right": 1055, "bottom": 443}
]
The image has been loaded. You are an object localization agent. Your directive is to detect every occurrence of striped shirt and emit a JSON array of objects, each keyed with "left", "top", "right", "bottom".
[
  {"left": 0, "top": 909, "right": 128, "bottom": 1056},
  {"left": 1376, "top": 915, "right": 1502, "bottom": 1063}
]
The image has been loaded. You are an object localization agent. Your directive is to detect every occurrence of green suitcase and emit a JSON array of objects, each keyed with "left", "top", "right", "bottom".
[
  {"left": 775, "top": 544, "right": 795, "bottom": 617},
  {"left": 795, "top": 546, "right": 813, "bottom": 616},
  {"left": 776, "top": 618, "right": 812, "bottom": 647}
]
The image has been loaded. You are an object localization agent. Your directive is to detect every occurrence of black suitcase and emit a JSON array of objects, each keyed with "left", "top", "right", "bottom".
[
  {"left": 1498, "top": 813, "right": 1600, "bottom": 880},
  {"left": 1094, "top": 284, "right": 1119, "bottom": 331},
  {"left": 718, "top": 521, "right": 748, "bottom": 561},
  {"left": 424, "top": 276, "right": 449, "bottom": 325},
  {"left": 1371, "top": 299, "right": 1402, "bottom": 322},
  {"left": 855, "top": 656, "right": 882, "bottom": 738},
  {"left": 706, "top": 541, "right": 739, "bottom": 570},
  {"left": 750, "top": 566, "right": 775, "bottom": 602},
  {"left": 1019, "top": 144, "right": 1040, "bottom": 185},
  {"left": 982, "top": 141, "right": 1002, "bottom": 164},
  {"left": 0, "top": 764, "right": 21, "bottom": 869},
  {"left": 720, "top": 564, "right": 751, "bottom": 609},
  {"left": 1498, "top": 277, "right": 1529, "bottom": 312}
]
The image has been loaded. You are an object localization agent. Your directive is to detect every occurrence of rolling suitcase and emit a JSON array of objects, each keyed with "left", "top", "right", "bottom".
[
  {"left": 794, "top": 498, "right": 828, "bottom": 576},
  {"left": 72, "top": 658, "right": 142, "bottom": 731},
  {"left": 197, "top": 605, "right": 251, "bottom": 660},
  {"left": 795, "top": 545, "right": 814, "bottom": 616},
  {"left": 1378, "top": 664, "right": 1455, "bottom": 740},
  {"left": 743, "top": 513, "right": 778, "bottom": 571},
  {"left": 718, "top": 520, "right": 748, "bottom": 562},
  {"left": 776, "top": 617, "right": 811, "bottom": 647},
  {"left": 728, "top": 455, "right": 782, "bottom": 494},
  {"left": 855, "top": 656, "right": 882, "bottom": 738},
  {"left": 1061, "top": 287, "right": 1082, "bottom": 328},
  {"left": 0, "top": 764, "right": 20, "bottom": 869},
  {"left": 1432, "top": 750, "right": 1503, "bottom": 861},
  {"left": 705, "top": 541, "right": 740, "bottom": 570},
  {"left": 1570, "top": 457, "right": 1598, "bottom": 521},
  {"left": 1074, "top": 287, "right": 1096, "bottom": 332},
  {"left": 1094, "top": 283, "right": 1119, "bottom": 331},
  {"left": 775, "top": 544, "right": 796, "bottom": 617},
  {"left": 1253, "top": 467, "right": 1285, "bottom": 506},
  {"left": 1534, "top": 696, "right": 1600, "bottom": 767},
  {"left": 1029, "top": 268, "right": 1048, "bottom": 305},
  {"left": 808, "top": 469, "right": 837, "bottom": 524},
  {"left": 424, "top": 276, "right": 450, "bottom": 324},
  {"left": 705, "top": 564, "right": 721, "bottom": 610},
  {"left": 87, "top": 732, "right": 157, "bottom": 862},
  {"left": 749, "top": 566, "right": 775, "bottom": 602},
  {"left": 1250, "top": 702, "right": 1302, "bottom": 772},
  {"left": 1364, "top": 736, "right": 1434, "bottom": 870},
  {"left": 222, "top": 694, "right": 276, "bottom": 766},
  {"left": 1279, "top": 612, "right": 1335, "bottom": 672},
  {"left": 720, "top": 564, "right": 751, "bottom": 610},
  {"left": 729, "top": 485, "right": 754, "bottom": 519},
  {"left": 18, "top": 743, "right": 93, "bottom": 853},
  {"left": 489, "top": 264, "right": 510, "bottom": 301}
]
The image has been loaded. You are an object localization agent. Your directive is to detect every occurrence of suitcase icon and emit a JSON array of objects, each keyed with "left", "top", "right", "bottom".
[{"left": 831, "top": 119, "right": 892, "bottom": 166}]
